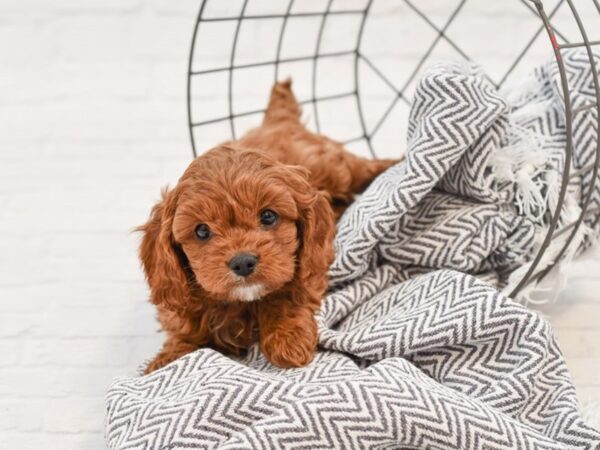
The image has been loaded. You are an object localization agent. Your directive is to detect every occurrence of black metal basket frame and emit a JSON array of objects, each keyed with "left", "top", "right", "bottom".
[{"left": 186, "top": 0, "right": 600, "bottom": 298}]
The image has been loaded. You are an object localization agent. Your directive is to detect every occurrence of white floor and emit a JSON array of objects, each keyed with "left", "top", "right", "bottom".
[{"left": 537, "top": 250, "right": 600, "bottom": 415}]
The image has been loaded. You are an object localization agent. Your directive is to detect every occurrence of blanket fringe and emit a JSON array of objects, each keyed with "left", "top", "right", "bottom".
[
  {"left": 581, "top": 400, "right": 600, "bottom": 430},
  {"left": 489, "top": 121, "right": 553, "bottom": 223},
  {"left": 504, "top": 198, "right": 590, "bottom": 305}
]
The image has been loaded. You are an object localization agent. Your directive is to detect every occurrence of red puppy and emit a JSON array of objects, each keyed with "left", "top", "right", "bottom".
[{"left": 140, "top": 81, "right": 397, "bottom": 373}]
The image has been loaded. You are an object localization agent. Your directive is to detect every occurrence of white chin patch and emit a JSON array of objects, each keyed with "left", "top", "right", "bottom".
[{"left": 230, "top": 283, "right": 265, "bottom": 302}]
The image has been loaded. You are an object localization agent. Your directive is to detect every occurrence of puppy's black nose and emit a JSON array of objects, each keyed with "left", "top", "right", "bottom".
[{"left": 228, "top": 253, "right": 258, "bottom": 277}]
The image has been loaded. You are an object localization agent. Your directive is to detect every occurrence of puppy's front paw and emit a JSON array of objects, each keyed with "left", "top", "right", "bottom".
[
  {"left": 260, "top": 319, "right": 318, "bottom": 368},
  {"left": 144, "top": 352, "right": 175, "bottom": 374},
  {"left": 144, "top": 342, "right": 197, "bottom": 375}
]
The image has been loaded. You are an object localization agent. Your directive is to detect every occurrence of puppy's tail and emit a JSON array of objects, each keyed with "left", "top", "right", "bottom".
[{"left": 263, "top": 79, "right": 301, "bottom": 125}]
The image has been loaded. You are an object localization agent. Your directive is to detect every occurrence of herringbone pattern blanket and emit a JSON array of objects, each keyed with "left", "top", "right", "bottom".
[{"left": 105, "top": 51, "right": 600, "bottom": 449}]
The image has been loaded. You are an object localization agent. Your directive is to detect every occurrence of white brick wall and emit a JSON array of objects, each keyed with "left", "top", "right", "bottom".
[
  {"left": 0, "top": 1, "right": 195, "bottom": 448},
  {"left": 0, "top": 1, "right": 598, "bottom": 448}
]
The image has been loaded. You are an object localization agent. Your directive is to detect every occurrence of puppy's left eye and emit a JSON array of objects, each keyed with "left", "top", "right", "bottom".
[
  {"left": 259, "top": 209, "right": 278, "bottom": 227},
  {"left": 195, "top": 223, "right": 211, "bottom": 240}
]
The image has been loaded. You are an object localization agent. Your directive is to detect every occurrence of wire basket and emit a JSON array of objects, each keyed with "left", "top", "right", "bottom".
[{"left": 186, "top": 0, "right": 600, "bottom": 298}]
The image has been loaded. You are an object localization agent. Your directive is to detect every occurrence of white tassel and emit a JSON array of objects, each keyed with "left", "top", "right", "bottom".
[
  {"left": 581, "top": 400, "right": 600, "bottom": 430},
  {"left": 545, "top": 170, "right": 560, "bottom": 215},
  {"left": 500, "top": 72, "right": 543, "bottom": 107},
  {"left": 514, "top": 166, "right": 546, "bottom": 221},
  {"left": 489, "top": 120, "right": 552, "bottom": 224},
  {"left": 505, "top": 198, "right": 590, "bottom": 307}
]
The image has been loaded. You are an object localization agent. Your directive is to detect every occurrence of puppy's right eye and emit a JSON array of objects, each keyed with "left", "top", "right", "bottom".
[
  {"left": 260, "top": 209, "right": 278, "bottom": 227},
  {"left": 195, "top": 224, "right": 211, "bottom": 241}
]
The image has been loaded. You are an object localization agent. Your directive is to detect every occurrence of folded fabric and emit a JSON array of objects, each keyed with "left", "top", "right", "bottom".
[
  {"left": 331, "top": 53, "right": 600, "bottom": 301},
  {"left": 105, "top": 51, "right": 600, "bottom": 449}
]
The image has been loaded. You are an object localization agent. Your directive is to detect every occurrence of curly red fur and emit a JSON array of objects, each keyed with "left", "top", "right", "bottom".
[{"left": 140, "top": 80, "right": 399, "bottom": 374}]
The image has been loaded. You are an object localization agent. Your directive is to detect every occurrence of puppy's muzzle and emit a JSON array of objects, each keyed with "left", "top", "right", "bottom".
[{"left": 229, "top": 253, "right": 258, "bottom": 277}]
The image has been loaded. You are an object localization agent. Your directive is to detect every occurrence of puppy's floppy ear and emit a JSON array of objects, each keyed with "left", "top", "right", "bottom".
[
  {"left": 285, "top": 166, "right": 336, "bottom": 307},
  {"left": 138, "top": 187, "right": 191, "bottom": 314}
]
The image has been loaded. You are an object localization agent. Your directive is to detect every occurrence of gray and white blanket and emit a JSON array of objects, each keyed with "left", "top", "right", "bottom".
[{"left": 105, "top": 50, "right": 600, "bottom": 449}]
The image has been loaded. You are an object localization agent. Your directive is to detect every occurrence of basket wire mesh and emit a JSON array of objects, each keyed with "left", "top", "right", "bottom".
[{"left": 186, "top": 0, "right": 600, "bottom": 297}]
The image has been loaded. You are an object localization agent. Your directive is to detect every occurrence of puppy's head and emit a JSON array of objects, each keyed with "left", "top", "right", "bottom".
[{"left": 139, "top": 146, "right": 334, "bottom": 312}]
